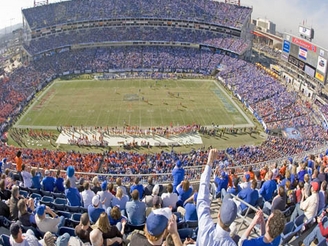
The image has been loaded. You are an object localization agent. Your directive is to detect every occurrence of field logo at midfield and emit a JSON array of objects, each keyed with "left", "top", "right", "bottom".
[{"left": 123, "top": 94, "right": 139, "bottom": 101}]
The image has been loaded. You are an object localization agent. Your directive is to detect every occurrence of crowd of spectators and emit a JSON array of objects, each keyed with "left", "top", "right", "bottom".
[
  {"left": 22, "top": 0, "right": 252, "bottom": 30},
  {"left": 24, "top": 26, "right": 250, "bottom": 55},
  {"left": 0, "top": 44, "right": 328, "bottom": 177}
]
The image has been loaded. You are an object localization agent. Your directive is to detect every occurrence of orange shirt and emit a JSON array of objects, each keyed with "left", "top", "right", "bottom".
[{"left": 15, "top": 156, "right": 22, "bottom": 172}]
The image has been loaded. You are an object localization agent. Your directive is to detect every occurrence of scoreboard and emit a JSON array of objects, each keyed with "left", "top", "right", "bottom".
[{"left": 282, "top": 33, "right": 328, "bottom": 84}]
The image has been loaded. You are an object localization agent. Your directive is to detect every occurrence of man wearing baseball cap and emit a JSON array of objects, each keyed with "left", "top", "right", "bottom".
[
  {"left": 42, "top": 170, "right": 55, "bottom": 192},
  {"left": 35, "top": 204, "right": 65, "bottom": 234},
  {"left": 88, "top": 195, "right": 105, "bottom": 224},
  {"left": 197, "top": 149, "right": 238, "bottom": 246},
  {"left": 130, "top": 207, "right": 183, "bottom": 246},
  {"left": 290, "top": 181, "right": 319, "bottom": 222}
]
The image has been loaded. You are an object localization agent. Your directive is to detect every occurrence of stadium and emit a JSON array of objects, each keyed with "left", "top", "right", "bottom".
[{"left": 0, "top": 0, "right": 328, "bottom": 245}]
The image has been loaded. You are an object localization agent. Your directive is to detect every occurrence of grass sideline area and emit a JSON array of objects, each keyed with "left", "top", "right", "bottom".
[{"left": 9, "top": 77, "right": 264, "bottom": 152}]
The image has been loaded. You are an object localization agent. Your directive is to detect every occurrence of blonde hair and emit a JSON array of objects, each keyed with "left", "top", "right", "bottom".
[
  {"left": 116, "top": 187, "right": 123, "bottom": 198},
  {"left": 93, "top": 212, "right": 110, "bottom": 233},
  {"left": 182, "top": 180, "right": 190, "bottom": 192}
]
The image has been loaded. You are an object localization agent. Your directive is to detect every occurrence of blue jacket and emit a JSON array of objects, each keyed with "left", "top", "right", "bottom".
[
  {"left": 65, "top": 187, "right": 82, "bottom": 206},
  {"left": 42, "top": 176, "right": 55, "bottom": 192},
  {"left": 238, "top": 188, "right": 259, "bottom": 211},
  {"left": 214, "top": 175, "right": 228, "bottom": 195},
  {"left": 88, "top": 205, "right": 105, "bottom": 224},
  {"left": 184, "top": 203, "right": 198, "bottom": 221},
  {"left": 172, "top": 167, "right": 185, "bottom": 189},
  {"left": 259, "top": 180, "right": 277, "bottom": 202},
  {"left": 32, "top": 175, "right": 41, "bottom": 189},
  {"left": 130, "top": 184, "right": 144, "bottom": 200},
  {"left": 54, "top": 177, "right": 65, "bottom": 193}
]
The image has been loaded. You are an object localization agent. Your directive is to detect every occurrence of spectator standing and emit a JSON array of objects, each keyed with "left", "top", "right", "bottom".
[
  {"left": 81, "top": 181, "right": 95, "bottom": 208},
  {"left": 144, "top": 177, "right": 154, "bottom": 196},
  {"left": 31, "top": 168, "right": 41, "bottom": 190},
  {"left": 197, "top": 149, "right": 238, "bottom": 246},
  {"left": 66, "top": 166, "right": 78, "bottom": 188},
  {"left": 65, "top": 179, "right": 82, "bottom": 206},
  {"left": 21, "top": 165, "right": 32, "bottom": 188},
  {"left": 42, "top": 170, "right": 55, "bottom": 192},
  {"left": 14, "top": 151, "right": 23, "bottom": 180},
  {"left": 54, "top": 170, "right": 65, "bottom": 193},
  {"left": 172, "top": 160, "right": 185, "bottom": 193},
  {"left": 130, "top": 177, "right": 144, "bottom": 200}
]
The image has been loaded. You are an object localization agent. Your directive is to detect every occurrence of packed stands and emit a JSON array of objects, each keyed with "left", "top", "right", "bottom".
[{"left": 22, "top": 0, "right": 252, "bottom": 30}]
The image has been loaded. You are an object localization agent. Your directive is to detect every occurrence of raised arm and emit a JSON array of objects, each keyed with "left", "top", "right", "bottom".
[{"left": 196, "top": 149, "right": 218, "bottom": 243}]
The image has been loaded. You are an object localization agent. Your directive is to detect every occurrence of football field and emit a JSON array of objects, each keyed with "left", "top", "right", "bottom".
[{"left": 15, "top": 78, "right": 251, "bottom": 129}]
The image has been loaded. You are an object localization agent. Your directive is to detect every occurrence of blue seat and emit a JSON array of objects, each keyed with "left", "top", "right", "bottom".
[
  {"left": 52, "top": 192, "right": 66, "bottom": 199},
  {"left": 52, "top": 198, "right": 67, "bottom": 211},
  {"left": 317, "top": 239, "right": 327, "bottom": 246},
  {"left": 178, "top": 228, "right": 194, "bottom": 241},
  {"left": 69, "top": 213, "right": 82, "bottom": 227},
  {"left": 185, "top": 220, "right": 198, "bottom": 229},
  {"left": 58, "top": 226, "right": 76, "bottom": 237},
  {"left": 293, "top": 214, "right": 305, "bottom": 235},
  {"left": 71, "top": 213, "right": 82, "bottom": 221},
  {"left": 280, "top": 221, "right": 295, "bottom": 245},
  {"left": 40, "top": 196, "right": 54, "bottom": 207},
  {"left": 67, "top": 205, "right": 80, "bottom": 213},
  {"left": 0, "top": 234, "right": 10, "bottom": 246},
  {"left": 80, "top": 207, "right": 88, "bottom": 213},
  {"left": 40, "top": 190, "right": 52, "bottom": 197},
  {"left": 30, "top": 193, "right": 42, "bottom": 200},
  {"left": 27, "top": 187, "right": 40, "bottom": 194},
  {"left": 19, "top": 190, "right": 29, "bottom": 198},
  {"left": 57, "top": 210, "right": 71, "bottom": 219}
]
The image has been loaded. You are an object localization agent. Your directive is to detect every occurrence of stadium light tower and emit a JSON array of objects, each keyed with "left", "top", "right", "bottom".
[
  {"left": 34, "top": 0, "right": 49, "bottom": 7},
  {"left": 225, "top": 0, "right": 240, "bottom": 6}
]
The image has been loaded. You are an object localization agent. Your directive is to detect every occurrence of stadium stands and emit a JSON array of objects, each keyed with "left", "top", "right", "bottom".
[{"left": 0, "top": 0, "right": 328, "bottom": 244}]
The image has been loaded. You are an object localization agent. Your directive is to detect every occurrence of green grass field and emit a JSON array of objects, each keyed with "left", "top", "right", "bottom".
[{"left": 16, "top": 78, "right": 250, "bottom": 128}]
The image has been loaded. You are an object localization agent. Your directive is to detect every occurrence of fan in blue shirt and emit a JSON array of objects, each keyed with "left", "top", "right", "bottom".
[{"left": 239, "top": 210, "right": 285, "bottom": 246}]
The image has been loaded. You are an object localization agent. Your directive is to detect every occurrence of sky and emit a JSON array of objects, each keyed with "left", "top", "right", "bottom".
[{"left": 0, "top": 0, "right": 327, "bottom": 48}]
